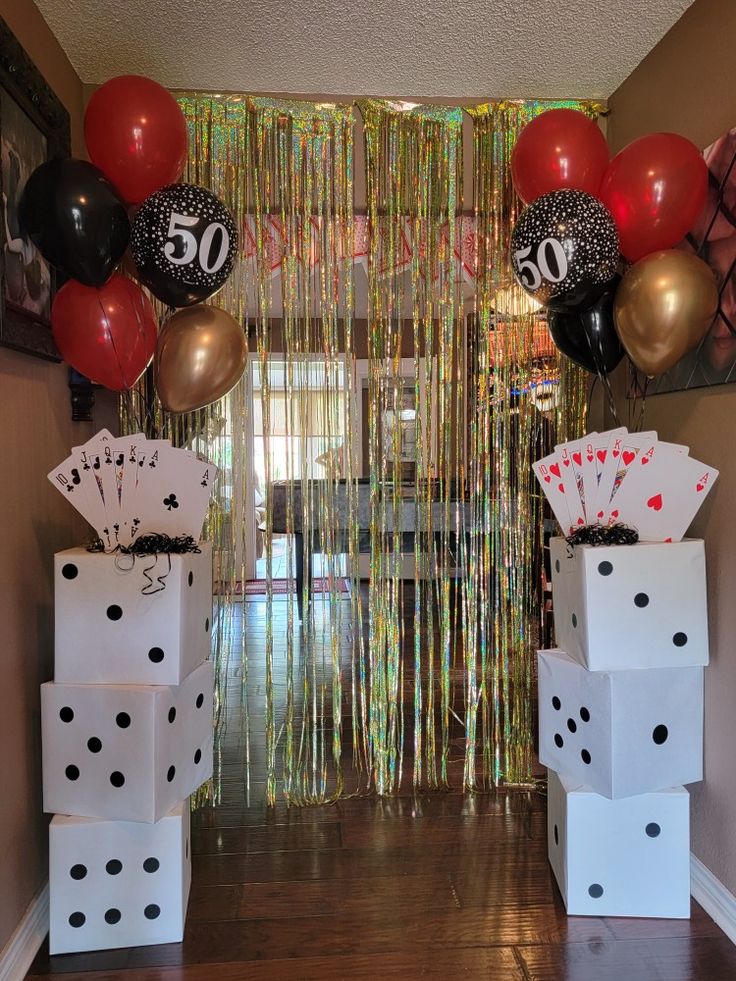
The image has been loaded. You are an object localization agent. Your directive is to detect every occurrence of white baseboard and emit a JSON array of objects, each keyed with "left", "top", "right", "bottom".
[
  {"left": 0, "top": 883, "right": 49, "bottom": 981},
  {"left": 691, "top": 853, "right": 736, "bottom": 946}
]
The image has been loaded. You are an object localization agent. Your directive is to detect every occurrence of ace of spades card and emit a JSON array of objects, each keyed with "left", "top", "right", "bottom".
[{"left": 134, "top": 446, "right": 217, "bottom": 539}]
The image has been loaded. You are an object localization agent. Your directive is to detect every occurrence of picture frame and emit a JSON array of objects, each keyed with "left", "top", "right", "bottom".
[{"left": 0, "top": 15, "right": 70, "bottom": 361}]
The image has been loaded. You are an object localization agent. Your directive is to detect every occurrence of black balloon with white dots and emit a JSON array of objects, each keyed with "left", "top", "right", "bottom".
[
  {"left": 510, "top": 189, "right": 619, "bottom": 310},
  {"left": 131, "top": 182, "right": 238, "bottom": 308}
]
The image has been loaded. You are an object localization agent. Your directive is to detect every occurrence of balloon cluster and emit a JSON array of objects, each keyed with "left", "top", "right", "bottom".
[
  {"left": 510, "top": 109, "right": 717, "bottom": 378},
  {"left": 19, "top": 75, "right": 246, "bottom": 410}
]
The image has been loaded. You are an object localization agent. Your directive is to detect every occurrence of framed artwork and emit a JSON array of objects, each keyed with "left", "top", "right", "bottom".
[
  {"left": 0, "top": 16, "right": 70, "bottom": 361},
  {"left": 634, "top": 126, "right": 736, "bottom": 395}
]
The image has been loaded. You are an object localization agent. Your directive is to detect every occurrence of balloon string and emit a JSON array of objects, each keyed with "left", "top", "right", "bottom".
[
  {"left": 629, "top": 369, "right": 649, "bottom": 433},
  {"left": 580, "top": 308, "right": 621, "bottom": 427}
]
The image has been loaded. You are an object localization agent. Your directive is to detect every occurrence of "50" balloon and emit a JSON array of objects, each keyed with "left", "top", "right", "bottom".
[
  {"left": 510, "top": 189, "right": 619, "bottom": 311},
  {"left": 132, "top": 183, "right": 238, "bottom": 308}
]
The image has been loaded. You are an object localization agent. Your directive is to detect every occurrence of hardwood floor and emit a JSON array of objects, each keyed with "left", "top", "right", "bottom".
[{"left": 28, "top": 591, "right": 736, "bottom": 980}]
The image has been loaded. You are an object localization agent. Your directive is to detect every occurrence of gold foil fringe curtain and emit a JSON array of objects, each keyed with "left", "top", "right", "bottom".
[{"left": 122, "top": 96, "right": 594, "bottom": 805}]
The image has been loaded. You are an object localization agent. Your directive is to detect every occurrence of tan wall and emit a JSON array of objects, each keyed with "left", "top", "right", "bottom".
[
  {"left": 608, "top": 0, "right": 736, "bottom": 895},
  {"left": 0, "top": 0, "right": 116, "bottom": 951}
]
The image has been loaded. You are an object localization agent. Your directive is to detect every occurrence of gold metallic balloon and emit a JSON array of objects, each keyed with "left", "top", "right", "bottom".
[
  {"left": 614, "top": 250, "right": 718, "bottom": 377},
  {"left": 155, "top": 304, "right": 247, "bottom": 413}
]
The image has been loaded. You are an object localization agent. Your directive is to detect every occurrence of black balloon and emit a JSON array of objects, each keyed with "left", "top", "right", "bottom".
[
  {"left": 510, "top": 189, "right": 619, "bottom": 311},
  {"left": 19, "top": 159, "right": 130, "bottom": 287},
  {"left": 131, "top": 183, "right": 238, "bottom": 307},
  {"left": 547, "top": 282, "right": 624, "bottom": 375}
]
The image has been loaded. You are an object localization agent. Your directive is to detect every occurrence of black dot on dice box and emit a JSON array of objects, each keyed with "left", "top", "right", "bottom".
[
  {"left": 188, "top": 571, "right": 194, "bottom": 587},
  {"left": 571, "top": 613, "right": 577, "bottom": 628},
  {"left": 70, "top": 864, "right": 87, "bottom": 880},
  {"left": 567, "top": 718, "right": 577, "bottom": 733},
  {"left": 196, "top": 693, "right": 204, "bottom": 709},
  {"left": 581, "top": 749, "right": 591, "bottom": 764},
  {"left": 143, "top": 857, "right": 160, "bottom": 873},
  {"left": 144, "top": 904, "right": 161, "bottom": 920},
  {"left": 552, "top": 696, "right": 561, "bottom": 711},
  {"left": 59, "top": 706, "right": 74, "bottom": 723},
  {"left": 149, "top": 647, "right": 165, "bottom": 663},
  {"left": 194, "top": 748, "right": 202, "bottom": 764},
  {"left": 588, "top": 883, "right": 604, "bottom": 899},
  {"left": 598, "top": 561, "right": 613, "bottom": 576},
  {"left": 634, "top": 592, "right": 649, "bottom": 608},
  {"left": 167, "top": 765, "right": 176, "bottom": 782},
  {"left": 205, "top": 617, "right": 210, "bottom": 633},
  {"left": 106, "top": 859, "right": 122, "bottom": 875},
  {"left": 65, "top": 764, "right": 80, "bottom": 781},
  {"left": 62, "top": 563, "right": 78, "bottom": 580},
  {"left": 554, "top": 559, "right": 560, "bottom": 573},
  {"left": 69, "top": 911, "right": 85, "bottom": 928},
  {"left": 554, "top": 824, "right": 559, "bottom": 846},
  {"left": 673, "top": 632, "right": 688, "bottom": 647},
  {"left": 580, "top": 707, "right": 590, "bottom": 722},
  {"left": 554, "top": 733, "right": 564, "bottom": 748},
  {"left": 87, "top": 737, "right": 102, "bottom": 753},
  {"left": 106, "top": 604, "right": 123, "bottom": 621},
  {"left": 116, "top": 712, "right": 131, "bottom": 729},
  {"left": 168, "top": 707, "right": 176, "bottom": 723},
  {"left": 646, "top": 822, "right": 661, "bottom": 838},
  {"left": 105, "top": 908, "right": 121, "bottom": 925},
  {"left": 110, "top": 771, "right": 125, "bottom": 787},
  {"left": 653, "top": 724, "right": 669, "bottom": 745}
]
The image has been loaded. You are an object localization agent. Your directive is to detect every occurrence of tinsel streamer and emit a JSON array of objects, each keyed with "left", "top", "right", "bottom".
[
  {"left": 361, "top": 100, "right": 464, "bottom": 793},
  {"left": 244, "top": 98, "right": 359, "bottom": 805},
  {"left": 123, "top": 95, "right": 360, "bottom": 807},
  {"left": 467, "top": 100, "right": 594, "bottom": 787},
  {"left": 119, "top": 94, "right": 597, "bottom": 805}
]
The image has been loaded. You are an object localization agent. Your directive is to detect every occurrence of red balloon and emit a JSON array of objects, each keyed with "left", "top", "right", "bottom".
[
  {"left": 511, "top": 108, "right": 609, "bottom": 204},
  {"left": 84, "top": 75, "right": 188, "bottom": 205},
  {"left": 599, "top": 133, "right": 708, "bottom": 262},
  {"left": 52, "top": 275, "right": 157, "bottom": 391}
]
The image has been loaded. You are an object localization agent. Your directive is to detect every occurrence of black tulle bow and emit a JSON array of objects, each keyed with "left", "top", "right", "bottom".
[
  {"left": 86, "top": 534, "right": 201, "bottom": 594},
  {"left": 565, "top": 523, "right": 639, "bottom": 547},
  {"left": 87, "top": 534, "right": 201, "bottom": 556}
]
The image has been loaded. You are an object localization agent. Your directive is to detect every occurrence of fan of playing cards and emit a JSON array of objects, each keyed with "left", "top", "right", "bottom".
[
  {"left": 48, "top": 429, "right": 217, "bottom": 551},
  {"left": 533, "top": 428, "right": 718, "bottom": 542}
]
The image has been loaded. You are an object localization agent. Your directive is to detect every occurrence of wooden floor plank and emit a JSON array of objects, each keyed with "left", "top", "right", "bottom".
[
  {"left": 28, "top": 945, "right": 525, "bottom": 980},
  {"left": 191, "top": 838, "right": 550, "bottom": 887},
  {"left": 119, "top": 905, "right": 614, "bottom": 968},
  {"left": 517, "top": 936, "right": 736, "bottom": 981}
]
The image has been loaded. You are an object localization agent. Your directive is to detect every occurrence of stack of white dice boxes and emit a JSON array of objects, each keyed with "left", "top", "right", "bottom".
[
  {"left": 539, "top": 537, "right": 707, "bottom": 917},
  {"left": 41, "top": 544, "right": 214, "bottom": 954}
]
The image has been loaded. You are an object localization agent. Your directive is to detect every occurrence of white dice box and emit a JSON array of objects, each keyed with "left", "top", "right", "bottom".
[
  {"left": 547, "top": 770, "right": 690, "bottom": 918},
  {"left": 54, "top": 544, "right": 213, "bottom": 685},
  {"left": 42, "top": 660, "right": 213, "bottom": 822},
  {"left": 49, "top": 800, "right": 191, "bottom": 954},
  {"left": 538, "top": 650, "right": 703, "bottom": 799},
  {"left": 549, "top": 537, "right": 708, "bottom": 671}
]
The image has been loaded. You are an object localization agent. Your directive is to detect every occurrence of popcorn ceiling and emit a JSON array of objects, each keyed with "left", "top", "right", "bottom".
[{"left": 36, "top": 0, "right": 694, "bottom": 98}]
